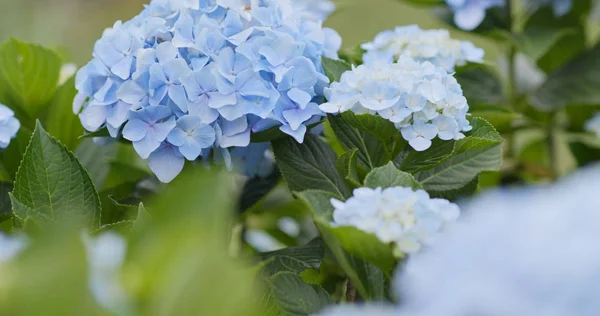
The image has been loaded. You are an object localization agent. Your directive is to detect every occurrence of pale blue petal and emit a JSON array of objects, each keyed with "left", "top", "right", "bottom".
[
  {"left": 133, "top": 136, "right": 161, "bottom": 159},
  {"left": 280, "top": 124, "right": 307, "bottom": 143},
  {"left": 79, "top": 104, "right": 107, "bottom": 132},
  {"left": 148, "top": 143, "right": 185, "bottom": 183},
  {"left": 122, "top": 118, "right": 148, "bottom": 142},
  {"left": 168, "top": 84, "right": 189, "bottom": 112}
]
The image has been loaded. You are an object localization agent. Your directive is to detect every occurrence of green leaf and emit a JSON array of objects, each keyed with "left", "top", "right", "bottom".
[
  {"left": 11, "top": 121, "right": 101, "bottom": 228},
  {"left": 0, "top": 129, "right": 32, "bottom": 181},
  {"left": 295, "top": 190, "right": 337, "bottom": 220},
  {"left": 414, "top": 118, "right": 503, "bottom": 192},
  {"left": 364, "top": 162, "right": 422, "bottom": 190},
  {"left": 0, "top": 182, "right": 13, "bottom": 223},
  {"left": 455, "top": 67, "right": 504, "bottom": 106},
  {"left": 261, "top": 239, "right": 324, "bottom": 277},
  {"left": 132, "top": 202, "right": 150, "bottom": 233},
  {"left": 78, "top": 128, "right": 111, "bottom": 139},
  {"left": 341, "top": 112, "right": 404, "bottom": 156},
  {"left": 569, "top": 141, "right": 600, "bottom": 167},
  {"left": 330, "top": 226, "right": 396, "bottom": 274},
  {"left": 74, "top": 139, "right": 118, "bottom": 189},
  {"left": 469, "top": 104, "right": 520, "bottom": 132},
  {"left": 238, "top": 169, "right": 281, "bottom": 213},
  {"left": 398, "top": 138, "right": 455, "bottom": 173},
  {"left": 266, "top": 272, "right": 333, "bottom": 316},
  {"left": 350, "top": 257, "right": 386, "bottom": 301},
  {"left": 510, "top": 27, "right": 576, "bottom": 61},
  {"left": 336, "top": 149, "right": 361, "bottom": 188},
  {"left": 45, "top": 76, "right": 83, "bottom": 150},
  {"left": 0, "top": 39, "right": 61, "bottom": 119},
  {"left": 322, "top": 57, "right": 351, "bottom": 82},
  {"left": 94, "top": 220, "right": 135, "bottom": 234},
  {"left": 273, "top": 134, "right": 349, "bottom": 198},
  {"left": 532, "top": 42, "right": 600, "bottom": 111},
  {"left": 428, "top": 175, "right": 480, "bottom": 200},
  {"left": 328, "top": 114, "right": 390, "bottom": 171}
]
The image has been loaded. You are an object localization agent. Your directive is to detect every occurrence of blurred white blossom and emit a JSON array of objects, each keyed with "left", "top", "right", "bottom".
[
  {"left": 362, "top": 25, "right": 484, "bottom": 71},
  {"left": 314, "top": 304, "right": 401, "bottom": 316},
  {"left": 585, "top": 113, "right": 600, "bottom": 138},
  {"left": 395, "top": 167, "right": 600, "bottom": 316}
]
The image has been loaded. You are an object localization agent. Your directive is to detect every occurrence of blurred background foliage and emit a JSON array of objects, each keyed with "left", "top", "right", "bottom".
[{"left": 0, "top": 0, "right": 498, "bottom": 65}]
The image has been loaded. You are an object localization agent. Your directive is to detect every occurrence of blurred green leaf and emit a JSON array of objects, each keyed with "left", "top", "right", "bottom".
[
  {"left": 0, "top": 229, "right": 100, "bottom": 316},
  {"left": 414, "top": 118, "right": 503, "bottom": 192},
  {"left": 336, "top": 149, "right": 361, "bottom": 188},
  {"left": 45, "top": 76, "right": 82, "bottom": 150},
  {"left": 0, "top": 182, "right": 12, "bottom": 223},
  {"left": 455, "top": 67, "right": 504, "bottom": 106},
  {"left": 239, "top": 169, "right": 281, "bottom": 214},
  {"left": 364, "top": 162, "right": 422, "bottom": 190},
  {"left": 0, "top": 128, "right": 32, "bottom": 181},
  {"left": 330, "top": 226, "right": 396, "bottom": 274},
  {"left": 395, "top": 0, "right": 444, "bottom": 7},
  {"left": 12, "top": 121, "right": 101, "bottom": 228},
  {"left": 265, "top": 272, "right": 333, "bottom": 316},
  {"left": 428, "top": 175, "right": 479, "bottom": 200},
  {"left": 295, "top": 190, "right": 337, "bottom": 220},
  {"left": 75, "top": 139, "right": 118, "bottom": 189},
  {"left": 532, "top": 42, "right": 600, "bottom": 111},
  {"left": 322, "top": 57, "right": 351, "bottom": 82},
  {"left": 508, "top": 27, "right": 575, "bottom": 61},
  {"left": 0, "top": 38, "right": 61, "bottom": 120},
  {"left": 469, "top": 104, "right": 520, "bottom": 132},
  {"left": 273, "top": 134, "right": 350, "bottom": 198},
  {"left": 569, "top": 140, "right": 600, "bottom": 167}
]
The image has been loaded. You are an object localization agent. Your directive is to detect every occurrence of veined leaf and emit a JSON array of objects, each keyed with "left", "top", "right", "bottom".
[
  {"left": 11, "top": 121, "right": 101, "bottom": 228},
  {"left": 266, "top": 272, "right": 332, "bottom": 316},
  {"left": 364, "top": 162, "right": 422, "bottom": 190},
  {"left": 322, "top": 57, "right": 351, "bottom": 83},
  {"left": 336, "top": 149, "right": 361, "bottom": 188}
]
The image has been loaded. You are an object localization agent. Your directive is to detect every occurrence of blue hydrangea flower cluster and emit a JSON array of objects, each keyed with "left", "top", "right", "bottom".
[
  {"left": 330, "top": 186, "right": 460, "bottom": 256},
  {"left": 320, "top": 56, "right": 472, "bottom": 151},
  {"left": 447, "top": 0, "right": 573, "bottom": 31},
  {"left": 0, "top": 104, "right": 20, "bottom": 149},
  {"left": 362, "top": 25, "right": 484, "bottom": 72},
  {"left": 74, "top": 0, "right": 341, "bottom": 182}
]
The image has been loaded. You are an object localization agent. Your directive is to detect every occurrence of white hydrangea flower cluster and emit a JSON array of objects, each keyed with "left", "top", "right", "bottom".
[
  {"left": 395, "top": 167, "right": 600, "bottom": 316},
  {"left": 585, "top": 112, "right": 600, "bottom": 138},
  {"left": 320, "top": 56, "right": 472, "bottom": 151},
  {"left": 361, "top": 25, "right": 484, "bottom": 72},
  {"left": 330, "top": 186, "right": 460, "bottom": 256}
]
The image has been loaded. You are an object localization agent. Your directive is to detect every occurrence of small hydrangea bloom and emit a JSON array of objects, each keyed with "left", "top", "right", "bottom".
[
  {"left": 0, "top": 104, "right": 20, "bottom": 149},
  {"left": 446, "top": 0, "right": 503, "bottom": 31},
  {"left": 320, "top": 56, "right": 472, "bottom": 151},
  {"left": 291, "top": 0, "right": 336, "bottom": 22},
  {"left": 75, "top": 0, "right": 341, "bottom": 182},
  {"left": 585, "top": 113, "right": 600, "bottom": 138},
  {"left": 395, "top": 167, "right": 600, "bottom": 316},
  {"left": 362, "top": 25, "right": 484, "bottom": 71},
  {"left": 0, "top": 234, "right": 26, "bottom": 263},
  {"left": 330, "top": 186, "right": 460, "bottom": 256},
  {"left": 525, "top": 0, "right": 573, "bottom": 16}
]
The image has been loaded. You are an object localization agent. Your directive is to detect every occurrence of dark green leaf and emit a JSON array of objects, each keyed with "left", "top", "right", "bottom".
[
  {"left": 74, "top": 139, "right": 118, "bottom": 189},
  {"left": 532, "top": 42, "right": 600, "bottom": 111},
  {"left": 322, "top": 57, "right": 351, "bottom": 83},
  {"left": 336, "top": 149, "right": 361, "bottom": 188},
  {"left": 78, "top": 128, "right": 111, "bottom": 139},
  {"left": 238, "top": 169, "right": 281, "bottom": 214},
  {"left": 428, "top": 175, "right": 479, "bottom": 200},
  {"left": 266, "top": 272, "right": 333, "bottom": 316},
  {"left": 414, "top": 118, "right": 503, "bottom": 192},
  {"left": 455, "top": 67, "right": 504, "bottom": 106},
  {"left": 569, "top": 141, "right": 600, "bottom": 167},
  {"left": 328, "top": 114, "right": 390, "bottom": 171},
  {"left": 364, "top": 162, "right": 422, "bottom": 190},
  {"left": 510, "top": 27, "right": 576, "bottom": 61},
  {"left": 12, "top": 121, "right": 101, "bottom": 228},
  {"left": 398, "top": 138, "right": 455, "bottom": 173},
  {"left": 295, "top": 190, "right": 338, "bottom": 220},
  {"left": 0, "top": 129, "right": 32, "bottom": 181},
  {"left": 273, "top": 134, "right": 349, "bottom": 198},
  {"left": 261, "top": 239, "right": 324, "bottom": 276},
  {"left": 0, "top": 182, "right": 12, "bottom": 222},
  {"left": 0, "top": 39, "right": 61, "bottom": 119}
]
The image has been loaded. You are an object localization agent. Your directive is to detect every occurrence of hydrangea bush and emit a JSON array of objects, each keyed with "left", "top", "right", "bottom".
[{"left": 0, "top": 0, "right": 600, "bottom": 315}]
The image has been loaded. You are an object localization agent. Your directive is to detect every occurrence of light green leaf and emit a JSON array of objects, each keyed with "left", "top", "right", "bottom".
[
  {"left": 45, "top": 76, "right": 83, "bottom": 150},
  {"left": 322, "top": 57, "right": 351, "bottom": 83},
  {"left": 469, "top": 104, "right": 520, "bottom": 132},
  {"left": 336, "top": 149, "right": 361, "bottom": 188},
  {"left": 295, "top": 190, "right": 337, "bottom": 221},
  {"left": 266, "top": 272, "right": 333, "bottom": 316},
  {"left": 12, "top": 121, "right": 101, "bottom": 228},
  {"left": 532, "top": 43, "right": 600, "bottom": 111},
  {"left": 0, "top": 39, "right": 61, "bottom": 119},
  {"left": 132, "top": 202, "right": 150, "bottom": 233},
  {"left": 364, "top": 162, "right": 422, "bottom": 190},
  {"left": 414, "top": 118, "right": 503, "bottom": 192},
  {"left": 330, "top": 226, "right": 396, "bottom": 274},
  {"left": 273, "top": 134, "right": 349, "bottom": 198},
  {"left": 511, "top": 27, "right": 576, "bottom": 61}
]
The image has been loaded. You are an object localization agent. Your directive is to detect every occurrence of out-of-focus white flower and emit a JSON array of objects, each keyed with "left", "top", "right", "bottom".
[
  {"left": 245, "top": 229, "right": 286, "bottom": 252},
  {"left": 585, "top": 113, "right": 600, "bottom": 138},
  {"left": 84, "top": 233, "right": 129, "bottom": 314},
  {"left": 0, "top": 234, "right": 26, "bottom": 263},
  {"left": 59, "top": 63, "right": 78, "bottom": 85},
  {"left": 362, "top": 25, "right": 484, "bottom": 71},
  {"left": 331, "top": 186, "right": 460, "bottom": 256},
  {"left": 395, "top": 167, "right": 600, "bottom": 316},
  {"left": 320, "top": 56, "right": 472, "bottom": 151},
  {"left": 314, "top": 304, "right": 402, "bottom": 316}
]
